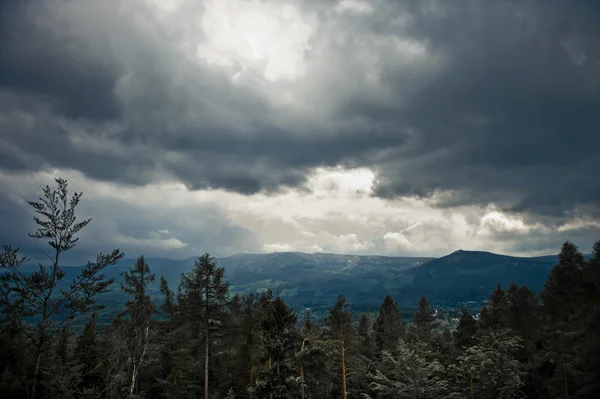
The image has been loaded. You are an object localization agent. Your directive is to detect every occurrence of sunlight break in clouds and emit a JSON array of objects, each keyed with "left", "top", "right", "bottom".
[{"left": 197, "top": 0, "right": 314, "bottom": 82}]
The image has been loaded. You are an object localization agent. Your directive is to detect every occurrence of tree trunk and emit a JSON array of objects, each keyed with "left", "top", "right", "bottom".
[
  {"left": 470, "top": 371, "right": 475, "bottom": 399},
  {"left": 561, "top": 336, "right": 568, "bottom": 399},
  {"left": 204, "top": 336, "right": 209, "bottom": 399},
  {"left": 340, "top": 321, "right": 347, "bottom": 399},
  {"left": 129, "top": 363, "right": 138, "bottom": 395},
  {"left": 300, "top": 338, "right": 308, "bottom": 399},
  {"left": 30, "top": 349, "right": 42, "bottom": 399},
  {"left": 130, "top": 322, "right": 150, "bottom": 395},
  {"left": 269, "top": 357, "right": 273, "bottom": 399}
]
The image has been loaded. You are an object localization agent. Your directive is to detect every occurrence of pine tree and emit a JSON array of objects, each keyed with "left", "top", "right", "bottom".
[
  {"left": 480, "top": 283, "right": 505, "bottom": 329},
  {"left": 252, "top": 296, "right": 300, "bottom": 398},
  {"left": 541, "top": 241, "right": 587, "bottom": 398},
  {"left": 409, "top": 296, "right": 440, "bottom": 346},
  {"left": 303, "top": 308, "right": 314, "bottom": 334},
  {"left": 177, "top": 253, "right": 230, "bottom": 399},
  {"left": 119, "top": 255, "right": 156, "bottom": 396},
  {"left": 450, "top": 328, "right": 525, "bottom": 399},
  {"left": 365, "top": 339, "right": 449, "bottom": 399},
  {"left": 574, "top": 239, "right": 600, "bottom": 398},
  {"left": 43, "top": 326, "right": 81, "bottom": 398},
  {"left": 297, "top": 307, "right": 333, "bottom": 399},
  {"left": 357, "top": 313, "right": 374, "bottom": 359},
  {"left": 373, "top": 294, "right": 404, "bottom": 354},
  {"left": 75, "top": 313, "right": 102, "bottom": 396},
  {"left": 412, "top": 296, "right": 439, "bottom": 330},
  {"left": 454, "top": 307, "right": 478, "bottom": 352},
  {"left": 324, "top": 294, "right": 355, "bottom": 399},
  {"left": 0, "top": 178, "right": 124, "bottom": 399},
  {"left": 561, "top": 238, "right": 600, "bottom": 398}
]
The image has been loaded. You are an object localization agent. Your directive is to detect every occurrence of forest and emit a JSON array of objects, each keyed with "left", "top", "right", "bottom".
[{"left": 1, "top": 179, "right": 599, "bottom": 399}]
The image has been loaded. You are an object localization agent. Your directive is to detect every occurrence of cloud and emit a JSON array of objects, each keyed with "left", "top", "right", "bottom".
[{"left": 0, "top": 0, "right": 599, "bottom": 259}]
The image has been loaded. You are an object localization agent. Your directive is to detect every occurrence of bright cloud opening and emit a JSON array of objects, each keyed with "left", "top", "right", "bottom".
[{"left": 196, "top": 0, "right": 314, "bottom": 82}]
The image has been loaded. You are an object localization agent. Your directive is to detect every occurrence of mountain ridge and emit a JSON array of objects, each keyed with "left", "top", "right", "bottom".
[{"left": 20, "top": 249, "right": 591, "bottom": 318}]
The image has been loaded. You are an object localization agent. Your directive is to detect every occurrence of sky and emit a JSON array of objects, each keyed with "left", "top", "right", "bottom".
[{"left": 1, "top": 0, "right": 599, "bottom": 263}]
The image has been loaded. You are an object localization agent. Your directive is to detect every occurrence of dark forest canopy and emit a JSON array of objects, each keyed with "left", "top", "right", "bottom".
[{"left": 2, "top": 179, "right": 600, "bottom": 398}]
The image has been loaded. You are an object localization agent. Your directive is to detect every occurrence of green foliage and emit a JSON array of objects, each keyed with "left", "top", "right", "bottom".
[
  {"left": 454, "top": 307, "right": 478, "bottom": 352},
  {"left": 365, "top": 339, "right": 449, "bottom": 399},
  {"left": 412, "top": 296, "right": 440, "bottom": 331},
  {"left": 0, "top": 177, "right": 123, "bottom": 399},
  {"left": 373, "top": 294, "right": 404, "bottom": 354},
  {"left": 252, "top": 296, "right": 300, "bottom": 398},
  {"left": 450, "top": 329, "right": 525, "bottom": 399}
]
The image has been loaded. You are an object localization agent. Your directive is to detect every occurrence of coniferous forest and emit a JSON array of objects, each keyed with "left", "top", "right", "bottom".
[{"left": 2, "top": 179, "right": 600, "bottom": 399}]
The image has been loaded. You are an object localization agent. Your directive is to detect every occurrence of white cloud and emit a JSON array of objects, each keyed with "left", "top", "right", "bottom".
[
  {"left": 262, "top": 243, "right": 292, "bottom": 252},
  {"left": 197, "top": 0, "right": 315, "bottom": 82},
  {"left": 335, "top": 0, "right": 374, "bottom": 14},
  {"left": 1, "top": 165, "right": 597, "bottom": 259}
]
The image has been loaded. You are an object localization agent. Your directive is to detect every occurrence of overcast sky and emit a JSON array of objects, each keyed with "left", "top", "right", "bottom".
[{"left": 1, "top": 0, "right": 599, "bottom": 263}]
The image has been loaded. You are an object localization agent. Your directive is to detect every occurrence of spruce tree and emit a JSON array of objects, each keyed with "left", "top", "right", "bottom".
[
  {"left": 324, "top": 294, "right": 354, "bottom": 399},
  {"left": 541, "top": 241, "right": 587, "bottom": 398},
  {"left": 480, "top": 282, "right": 505, "bottom": 329},
  {"left": 454, "top": 307, "right": 478, "bottom": 352},
  {"left": 358, "top": 313, "right": 374, "bottom": 358},
  {"left": 412, "top": 296, "right": 440, "bottom": 334},
  {"left": 450, "top": 329, "right": 525, "bottom": 399},
  {"left": 75, "top": 313, "right": 102, "bottom": 396},
  {"left": 365, "top": 339, "right": 448, "bottom": 399},
  {"left": 373, "top": 294, "right": 404, "bottom": 354},
  {"left": 575, "top": 239, "right": 600, "bottom": 398},
  {"left": 252, "top": 296, "right": 300, "bottom": 398},
  {"left": 177, "top": 253, "right": 229, "bottom": 399}
]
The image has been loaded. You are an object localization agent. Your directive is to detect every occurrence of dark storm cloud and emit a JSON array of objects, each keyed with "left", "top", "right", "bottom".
[
  {"left": 0, "top": 0, "right": 599, "bottom": 225},
  {"left": 0, "top": 0, "right": 121, "bottom": 122},
  {"left": 360, "top": 0, "right": 600, "bottom": 221}
]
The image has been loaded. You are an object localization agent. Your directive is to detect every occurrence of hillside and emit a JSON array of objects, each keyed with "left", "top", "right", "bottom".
[
  {"left": 385, "top": 250, "right": 573, "bottom": 307},
  {"left": 25, "top": 249, "right": 581, "bottom": 318}
]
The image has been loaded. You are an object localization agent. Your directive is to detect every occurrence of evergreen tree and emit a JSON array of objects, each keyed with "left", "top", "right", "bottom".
[
  {"left": 252, "top": 296, "right": 300, "bottom": 398},
  {"left": 574, "top": 239, "right": 600, "bottom": 398},
  {"left": 541, "top": 241, "right": 587, "bottom": 398},
  {"left": 324, "top": 294, "right": 354, "bottom": 399},
  {"left": 303, "top": 308, "right": 314, "bottom": 334},
  {"left": 75, "top": 313, "right": 102, "bottom": 396},
  {"left": 450, "top": 329, "right": 525, "bottom": 399},
  {"left": 365, "top": 339, "right": 449, "bottom": 399},
  {"left": 480, "top": 283, "right": 505, "bottom": 329},
  {"left": 412, "top": 296, "right": 439, "bottom": 332},
  {"left": 177, "top": 253, "right": 230, "bottom": 399},
  {"left": 358, "top": 313, "right": 374, "bottom": 359},
  {"left": 43, "top": 326, "right": 81, "bottom": 398},
  {"left": 298, "top": 308, "right": 333, "bottom": 399},
  {"left": 454, "top": 307, "right": 478, "bottom": 352},
  {"left": 0, "top": 178, "right": 123, "bottom": 399},
  {"left": 373, "top": 294, "right": 404, "bottom": 354},
  {"left": 119, "top": 255, "right": 156, "bottom": 396}
]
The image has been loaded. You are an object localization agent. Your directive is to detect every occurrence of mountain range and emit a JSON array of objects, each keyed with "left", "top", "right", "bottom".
[{"left": 30, "top": 249, "right": 590, "bottom": 320}]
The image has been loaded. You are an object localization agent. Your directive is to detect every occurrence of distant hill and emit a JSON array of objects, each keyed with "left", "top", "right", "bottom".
[
  {"left": 21, "top": 249, "right": 591, "bottom": 319},
  {"left": 219, "top": 252, "right": 432, "bottom": 312},
  {"left": 384, "top": 250, "right": 568, "bottom": 307}
]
